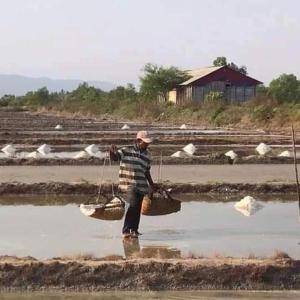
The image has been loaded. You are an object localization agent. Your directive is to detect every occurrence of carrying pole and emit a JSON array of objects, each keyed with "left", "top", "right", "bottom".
[
  {"left": 96, "top": 155, "right": 108, "bottom": 203},
  {"left": 291, "top": 125, "right": 300, "bottom": 215}
]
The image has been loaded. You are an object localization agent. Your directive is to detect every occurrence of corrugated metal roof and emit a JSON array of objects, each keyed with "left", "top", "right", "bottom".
[{"left": 180, "top": 66, "right": 223, "bottom": 86}]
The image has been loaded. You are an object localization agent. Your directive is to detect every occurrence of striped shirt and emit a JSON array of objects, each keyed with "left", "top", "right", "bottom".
[{"left": 116, "top": 144, "right": 151, "bottom": 195}]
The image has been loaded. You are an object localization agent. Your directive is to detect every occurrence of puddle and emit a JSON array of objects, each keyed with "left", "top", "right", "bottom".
[
  {"left": 1, "top": 291, "right": 300, "bottom": 300},
  {"left": 0, "top": 195, "right": 299, "bottom": 259}
]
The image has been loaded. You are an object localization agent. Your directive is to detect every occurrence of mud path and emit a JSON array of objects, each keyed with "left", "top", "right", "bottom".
[
  {"left": 0, "top": 256, "right": 299, "bottom": 291},
  {"left": 0, "top": 165, "right": 294, "bottom": 184},
  {"left": 0, "top": 156, "right": 298, "bottom": 166},
  {"left": 0, "top": 182, "right": 296, "bottom": 195}
]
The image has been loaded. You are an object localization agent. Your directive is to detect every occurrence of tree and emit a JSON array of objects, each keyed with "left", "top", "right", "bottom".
[
  {"left": 213, "top": 57, "right": 248, "bottom": 75},
  {"left": 0, "top": 95, "right": 16, "bottom": 106},
  {"left": 109, "top": 84, "right": 137, "bottom": 101},
  {"left": 213, "top": 56, "right": 227, "bottom": 67},
  {"left": 70, "top": 82, "right": 104, "bottom": 102},
  {"left": 268, "top": 74, "right": 300, "bottom": 103},
  {"left": 22, "top": 87, "right": 51, "bottom": 106},
  {"left": 140, "top": 63, "right": 190, "bottom": 101},
  {"left": 256, "top": 84, "right": 269, "bottom": 96}
]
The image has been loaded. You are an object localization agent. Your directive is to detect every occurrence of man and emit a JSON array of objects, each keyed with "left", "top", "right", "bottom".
[{"left": 109, "top": 130, "right": 156, "bottom": 238}]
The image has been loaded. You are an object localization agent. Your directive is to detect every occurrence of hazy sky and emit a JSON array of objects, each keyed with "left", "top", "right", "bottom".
[{"left": 0, "top": 0, "right": 299, "bottom": 86}]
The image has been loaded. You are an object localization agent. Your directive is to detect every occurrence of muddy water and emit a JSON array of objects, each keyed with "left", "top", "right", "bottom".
[
  {"left": 1, "top": 197, "right": 299, "bottom": 259},
  {"left": 1, "top": 291, "right": 300, "bottom": 300}
]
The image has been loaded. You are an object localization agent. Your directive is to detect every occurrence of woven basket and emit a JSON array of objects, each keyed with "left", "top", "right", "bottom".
[
  {"left": 141, "top": 194, "right": 181, "bottom": 216},
  {"left": 80, "top": 196, "right": 125, "bottom": 221}
]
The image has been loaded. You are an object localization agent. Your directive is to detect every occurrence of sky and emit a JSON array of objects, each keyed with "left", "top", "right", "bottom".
[{"left": 0, "top": 0, "right": 299, "bottom": 86}]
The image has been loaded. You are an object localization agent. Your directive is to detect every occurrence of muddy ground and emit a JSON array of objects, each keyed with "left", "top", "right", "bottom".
[
  {"left": 0, "top": 155, "right": 298, "bottom": 166},
  {"left": 0, "top": 182, "right": 297, "bottom": 196},
  {"left": 0, "top": 256, "right": 299, "bottom": 291}
]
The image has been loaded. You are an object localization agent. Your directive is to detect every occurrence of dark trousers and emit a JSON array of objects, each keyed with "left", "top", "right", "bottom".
[{"left": 122, "top": 188, "right": 144, "bottom": 234}]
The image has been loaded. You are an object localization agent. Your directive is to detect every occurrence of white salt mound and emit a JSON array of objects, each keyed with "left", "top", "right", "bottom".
[
  {"left": 80, "top": 197, "right": 123, "bottom": 217},
  {"left": 180, "top": 124, "right": 187, "bottom": 130},
  {"left": 85, "top": 144, "right": 99, "bottom": 155},
  {"left": 171, "top": 151, "right": 186, "bottom": 158},
  {"left": 183, "top": 143, "right": 196, "bottom": 156},
  {"left": 55, "top": 124, "right": 63, "bottom": 130},
  {"left": 26, "top": 151, "right": 41, "bottom": 159},
  {"left": 170, "top": 151, "right": 191, "bottom": 158},
  {"left": 74, "top": 151, "right": 90, "bottom": 159},
  {"left": 225, "top": 150, "right": 238, "bottom": 160},
  {"left": 93, "top": 151, "right": 107, "bottom": 159},
  {"left": 37, "top": 144, "right": 51, "bottom": 155},
  {"left": 1, "top": 144, "right": 16, "bottom": 156},
  {"left": 256, "top": 143, "right": 271, "bottom": 156},
  {"left": 79, "top": 203, "right": 101, "bottom": 217},
  {"left": 278, "top": 150, "right": 292, "bottom": 158},
  {"left": 234, "top": 196, "right": 264, "bottom": 217},
  {"left": 121, "top": 124, "right": 130, "bottom": 130}
]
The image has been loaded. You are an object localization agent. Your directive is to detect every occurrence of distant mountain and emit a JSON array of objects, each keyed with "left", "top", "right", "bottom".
[{"left": 0, "top": 74, "right": 116, "bottom": 96}]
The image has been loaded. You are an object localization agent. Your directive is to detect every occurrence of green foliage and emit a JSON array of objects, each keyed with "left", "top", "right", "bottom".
[
  {"left": 213, "top": 56, "right": 227, "bottom": 67},
  {"left": 203, "top": 92, "right": 226, "bottom": 124},
  {"left": 269, "top": 73, "right": 300, "bottom": 103},
  {"left": 20, "top": 87, "right": 53, "bottom": 106},
  {"left": 251, "top": 105, "right": 274, "bottom": 123},
  {"left": 108, "top": 83, "right": 138, "bottom": 102},
  {"left": 213, "top": 56, "right": 247, "bottom": 75},
  {"left": 204, "top": 91, "right": 224, "bottom": 103},
  {"left": 140, "top": 63, "right": 190, "bottom": 101},
  {"left": 68, "top": 82, "right": 104, "bottom": 102},
  {"left": 0, "top": 95, "right": 16, "bottom": 106},
  {"left": 256, "top": 84, "right": 269, "bottom": 96}
]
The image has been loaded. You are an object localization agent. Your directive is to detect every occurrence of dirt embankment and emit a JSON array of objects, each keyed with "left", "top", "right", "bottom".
[
  {"left": 0, "top": 156, "right": 298, "bottom": 166},
  {"left": 0, "top": 182, "right": 296, "bottom": 196},
  {"left": 0, "top": 256, "right": 299, "bottom": 291}
]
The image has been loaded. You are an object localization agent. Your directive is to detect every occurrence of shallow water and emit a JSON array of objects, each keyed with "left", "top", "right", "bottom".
[
  {"left": 1, "top": 196, "right": 299, "bottom": 259},
  {"left": 1, "top": 291, "right": 300, "bottom": 300}
]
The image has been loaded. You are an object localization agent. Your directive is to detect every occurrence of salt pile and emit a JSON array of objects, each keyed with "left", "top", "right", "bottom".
[
  {"left": 55, "top": 124, "right": 63, "bottom": 130},
  {"left": 26, "top": 151, "right": 41, "bottom": 159},
  {"left": 74, "top": 151, "right": 90, "bottom": 159},
  {"left": 93, "top": 151, "right": 107, "bottom": 159},
  {"left": 234, "top": 195, "right": 264, "bottom": 217},
  {"left": 278, "top": 150, "right": 292, "bottom": 158},
  {"left": 180, "top": 124, "right": 187, "bottom": 130},
  {"left": 121, "top": 124, "right": 130, "bottom": 130},
  {"left": 37, "top": 144, "right": 51, "bottom": 155},
  {"left": 85, "top": 144, "right": 99, "bottom": 155},
  {"left": 225, "top": 150, "right": 238, "bottom": 160},
  {"left": 255, "top": 143, "right": 271, "bottom": 156},
  {"left": 1, "top": 144, "right": 16, "bottom": 156},
  {"left": 170, "top": 151, "right": 189, "bottom": 158},
  {"left": 182, "top": 143, "right": 196, "bottom": 156}
]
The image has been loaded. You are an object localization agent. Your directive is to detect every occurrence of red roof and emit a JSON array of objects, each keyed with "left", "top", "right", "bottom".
[{"left": 180, "top": 66, "right": 262, "bottom": 86}]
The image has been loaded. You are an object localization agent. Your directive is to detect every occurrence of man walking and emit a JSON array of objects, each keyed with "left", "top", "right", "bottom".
[{"left": 109, "top": 130, "right": 156, "bottom": 238}]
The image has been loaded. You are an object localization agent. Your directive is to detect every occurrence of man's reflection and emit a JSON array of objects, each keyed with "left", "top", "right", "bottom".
[{"left": 122, "top": 238, "right": 181, "bottom": 259}]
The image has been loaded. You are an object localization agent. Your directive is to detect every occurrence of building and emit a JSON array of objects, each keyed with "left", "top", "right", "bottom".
[{"left": 169, "top": 65, "right": 262, "bottom": 105}]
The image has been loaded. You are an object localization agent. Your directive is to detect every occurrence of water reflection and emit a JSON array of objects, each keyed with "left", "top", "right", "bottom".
[
  {"left": 1, "top": 198, "right": 300, "bottom": 259},
  {"left": 0, "top": 193, "right": 297, "bottom": 206},
  {"left": 122, "top": 238, "right": 181, "bottom": 259}
]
